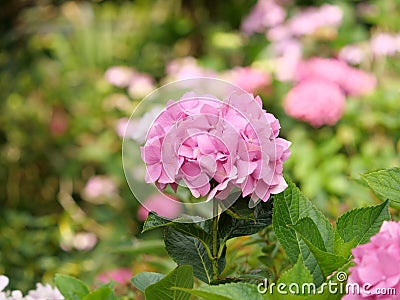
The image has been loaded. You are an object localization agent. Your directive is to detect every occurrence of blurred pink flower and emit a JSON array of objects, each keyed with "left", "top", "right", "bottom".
[
  {"left": 222, "top": 67, "right": 271, "bottom": 93},
  {"left": 339, "top": 45, "right": 365, "bottom": 65},
  {"left": 288, "top": 4, "right": 343, "bottom": 36},
  {"left": 141, "top": 92, "right": 290, "bottom": 203},
  {"left": 270, "top": 39, "right": 302, "bottom": 81},
  {"left": 341, "top": 68, "right": 377, "bottom": 97},
  {"left": 284, "top": 78, "right": 345, "bottom": 127},
  {"left": 105, "top": 66, "right": 135, "bottom": 88},
  {"left": 296, "top": 57, "right": 376, "bottom": 96},
  {"left": 97, "top": 268, "right": 132, "bottom": 285},
  {"left": 137, "top": 194, "right": 182, "bottom": 221},
  {"left": 83, "top": 176, "right": 117, "bottom": 202},
  {"left": 116, "top": 118, "right": 129, "bottom": 138},
  {"left": 370, "top": 33, "right": 399, "bottom": 57},
  {"left": 165, "top": 57, "right": 217, "bottom": 81},
  {"left": 25, "top": 284, "right": 64, "bottom": 300},
  {"left": 241, "top": 0, "right": 286, "bottom": 34},
  {"left": 127, "top": 73, "right": 155, "bottom": 99},
  {"left": 343, "top": 221, "right": 400, "bottom": 300}
]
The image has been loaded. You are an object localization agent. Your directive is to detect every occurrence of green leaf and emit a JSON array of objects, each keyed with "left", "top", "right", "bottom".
[
  {"left": 54, "top": 274, "right": 90, "bottom": 300},
  {"left": 131, "top": 272, "right": 165, "bottom": 292},
  {"left": 292, "top": 231, "right": 348, "bottom": 278},
  {"left": 176, "top": 282, "right": 264, "bottom": 300},
  {"left": 82, "top": 286, "right": 117, "bottom": 300},
  {"left": 291, "top": 218, "right": 326, "bottom": 252},
  {"left": 361, "top": 167, "right": 400, "bottom": 204},
  {"left": 336, "top": 200, "right": 390, "bottom": 246},
  {"left": 144, "top": 265, "right": 193, "bottom": 300},
  {"left": 218, "top": 198, "right": 273, "bottom": 240},
  {"left": 142, "top": 212, "right": 173, "bottom": 233},
  {"left": 333, "top": 230, "right": 357, "bottom": 259},
  {"left": 272, "top": 177, "right": 334, "bottom": 285},
  {"left": 277, "top": 256, "right": 313, "bottom": 295},
  {"left": 164, "top": 226, "right": 225, "bottom": 284}
]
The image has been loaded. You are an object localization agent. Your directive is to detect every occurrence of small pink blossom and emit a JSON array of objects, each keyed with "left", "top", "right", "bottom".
[
  {"left": 283, "top": 78, "right": 345, "bottom": 127},
  {"left": 343, "top": 221, "right": 400, "bottom": 300},
  {"left": 137, "top": 194, "right": 182, "bottom": 221},
  {"left": 97, "top": 268, "right": 133, "bottom": 285},
  {"left": 222, "top": 67, "right": 271, "bottom": 94},
  {"left": 83, "top": 176, "right": 117, "bottom": 202},
  {"left": 105, "top": 66, "right": 135, "bottom": 88},
  {"left": 370, "top": 33, "right": 399, "bottom": 57},
  {"left": 288, "top": 4, "right": 343, "bottom": 36},
  {"left": 141, "top": 92, "right": 291, "bottom": 203},
  {"left": 339, "top": 45, "right": 365, "bottom": 65},
  {"left": 241, "top": 0, "right": 286, "bottom": 34},
  {"left": 165, "top": 57, "right": 217, "bottom": 81},
  {"left": 127, "top": 73, "right": 155, "bottom": 99}
]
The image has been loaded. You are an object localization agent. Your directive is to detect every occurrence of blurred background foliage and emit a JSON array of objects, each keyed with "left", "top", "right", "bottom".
[{"left": 0, "top": 0, "right": 399, "bottom": 294}]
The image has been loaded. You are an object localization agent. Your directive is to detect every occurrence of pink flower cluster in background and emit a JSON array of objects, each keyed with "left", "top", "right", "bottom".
[
  {"left": 97, "top": 268, "right": 133, "bottom": 285},
  {"left": 284, "top": 57, "right": 376, "bottom": 127},
  {"left": 343, "top": 221, "right": 400, "bottom": 300},
  {"left": 141, "top": 92, "right": 290, "bottom": 203},
  {"left": 105, "top": 66, "right": 155, "bottom": 99},
  {"left": 165, "top": 58, "right": 271, "bottom": 94},
  {"left": 137, "top": 194, "right": 182, "bottom": 221},
  {"left": 339, "top": 32, "right": 400, "bottom": 64}
]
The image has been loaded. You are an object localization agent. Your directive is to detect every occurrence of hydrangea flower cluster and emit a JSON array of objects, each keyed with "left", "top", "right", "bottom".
[
  {"left": 343, "top": 221, "right": 400, "bottom": 300},
  {"left": 141, "top": 92, "right": 290, "bottom": 203},
  {"left": 0, "top": 276, "right": 63, "bottom": 300},
  {"left": 284, "top": 57, "right": 376, "bottom": 127}
]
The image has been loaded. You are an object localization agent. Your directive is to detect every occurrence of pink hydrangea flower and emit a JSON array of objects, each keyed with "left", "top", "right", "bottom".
[
  {"left": 283, "top": 78, "right": 345, "bottom": 127},
  {"left": 221, "top": 67, "right": 271, "bottom": 94},
  {"left": 343, "top": 221, "right": 400, "bottom": 300},
  {"left": 296, "top": 57, "right": 376, "bottom": 96},
  {"left": 137, "top": 194, "right": 182, "bottom": 221},
  {"left": 97, "top": 268, "right": 132, "bottom": 285},
  {"left": 241, "top": 0, "right": 286, "bottom": 34},
  {"left": 141, "top": 92, "right": 291, "bottom": 203}
]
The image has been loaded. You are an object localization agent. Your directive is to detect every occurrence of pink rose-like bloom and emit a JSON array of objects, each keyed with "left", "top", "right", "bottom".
[
  {"left": 137, "top": 194, "right": 182, "bottom": 221},
  {"left": 97, "top": 268, "right": 132, "bottom": 285},
  {"left": 241, "top": 0, "right": 286, "bottom": 34},
  {"left": 222, "top": 67, "right": 271, "bottom": 94},
  {"left": 296, "top": 58, "right": 376, "bottom": 96},
  {"left": 284, "top": 78, "right": 345, "bottom": 127},
  {"left": 141, "top": 92, "right": 291, "bottom": 203},
  {"left": 343, "top": 221, "right": 400, "bottom": 300},
  {"left": 83, "top": 176, "right": 117, "bottom": 201}
]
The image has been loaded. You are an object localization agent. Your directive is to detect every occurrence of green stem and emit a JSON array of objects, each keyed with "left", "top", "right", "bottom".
[{"left": 211, "top": 200, "right": 219, "bottom": 281}]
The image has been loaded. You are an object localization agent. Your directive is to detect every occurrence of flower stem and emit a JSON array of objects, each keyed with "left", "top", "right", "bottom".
[{"left": 211, "top": 200, "right": 219, "bottom": 282}]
